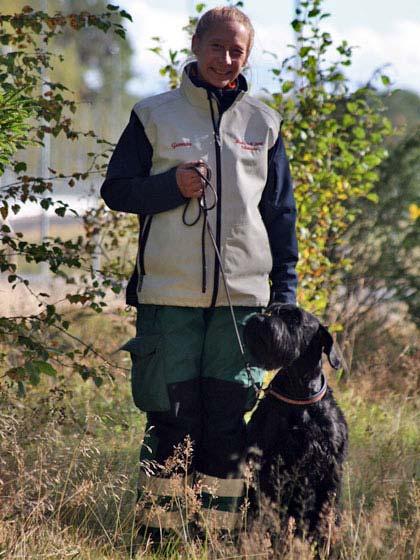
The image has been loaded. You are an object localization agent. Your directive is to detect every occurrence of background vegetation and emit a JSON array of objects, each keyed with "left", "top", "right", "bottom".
[{"left": 0, "top": 0, "right": 418, "bottom": 558}]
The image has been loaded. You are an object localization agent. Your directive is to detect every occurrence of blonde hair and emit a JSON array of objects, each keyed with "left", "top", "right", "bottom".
[{"left": 194, "top": 6, "right": 255, "bottom": 54}]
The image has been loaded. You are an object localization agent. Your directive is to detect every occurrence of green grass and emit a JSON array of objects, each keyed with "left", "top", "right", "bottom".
[{"left": 0, "top": 310, "right": 418, "bottom": 559}]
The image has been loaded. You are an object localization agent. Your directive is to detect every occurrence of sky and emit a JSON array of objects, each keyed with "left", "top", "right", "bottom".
[{"left": 117, "top": 0, "right": 420, "bottom": 98}]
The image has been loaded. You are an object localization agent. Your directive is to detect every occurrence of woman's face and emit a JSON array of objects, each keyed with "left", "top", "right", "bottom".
[{"left": 192, "top": 21, "right": 250, "bottom": 88}]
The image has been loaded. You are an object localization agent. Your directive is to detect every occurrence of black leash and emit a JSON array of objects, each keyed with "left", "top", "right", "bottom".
[
  {"left": 182, "top": 164, "right": 262, "bottom": 397},
  {"left": 182, "top": 165, "right": 217, "bottom": 294}
]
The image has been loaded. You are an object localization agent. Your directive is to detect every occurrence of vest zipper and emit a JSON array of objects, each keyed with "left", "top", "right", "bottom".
[
  {"left": 139, "top": 215, "right": 153, "bottom": 275},
  {"left": 208, "top": 92, "right": 222, "bottom": 307}
]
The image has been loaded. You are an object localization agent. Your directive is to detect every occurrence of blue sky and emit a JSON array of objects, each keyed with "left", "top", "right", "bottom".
[{"left": 119, "top": 0, "right": 420, "bottom": 96}]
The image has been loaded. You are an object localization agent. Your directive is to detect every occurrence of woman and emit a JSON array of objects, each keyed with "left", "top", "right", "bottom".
[{"left": 101, "top": 6, "right": 298, "bottom": 538}]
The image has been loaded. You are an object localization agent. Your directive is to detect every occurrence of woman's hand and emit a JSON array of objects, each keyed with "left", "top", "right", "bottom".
[{"left": 176, "top": 161, "right": 207, "bottom": 199}]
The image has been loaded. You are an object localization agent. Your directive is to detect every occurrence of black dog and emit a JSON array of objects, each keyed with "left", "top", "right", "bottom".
[{"left": 244, "top": 303, "right": 348, "bottom": 549}]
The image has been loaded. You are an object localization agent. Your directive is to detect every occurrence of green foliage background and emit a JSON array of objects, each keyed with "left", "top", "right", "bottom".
[
  {"left": 1, "top": 0, "right": 418, "bottom": 392},
  {"left": 0, "top": 3, "right": 418, "bottom": 558}
]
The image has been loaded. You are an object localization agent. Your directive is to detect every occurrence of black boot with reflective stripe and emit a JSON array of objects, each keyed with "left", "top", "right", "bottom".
[
  {"left": 195, "top": 473, "right": 247, "bottom": 532},
  {"left": 136, "top": 471, "right": 195, "bottom": 544}
]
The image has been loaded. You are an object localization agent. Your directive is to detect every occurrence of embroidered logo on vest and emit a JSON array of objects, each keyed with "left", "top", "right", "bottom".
[
  {"left": 171, "top": 141, "right": 192, "bottom": 149},
  {"left": 235, "top": 139, "right": 264, "bottom": 151}
]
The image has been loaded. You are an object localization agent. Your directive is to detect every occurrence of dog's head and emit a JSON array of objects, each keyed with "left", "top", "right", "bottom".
[{"left": 244, "top": 303, "right": 340, "bottom": 372}]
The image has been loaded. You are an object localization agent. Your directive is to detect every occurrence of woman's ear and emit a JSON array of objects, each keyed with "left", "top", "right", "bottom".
[{"left": 191, "top": 34, "right": 199, "bottom": 56}]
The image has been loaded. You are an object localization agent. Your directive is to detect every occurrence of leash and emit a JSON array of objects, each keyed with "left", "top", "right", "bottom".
[
  {"left": 183, "top": 164, "right": 262, "bottom": 397},
  {"left": 182, "top": 165, "right": 217, "bottom": 294},
  {"left": 183, "top": 166, "right": 328, "bottom": 405}
]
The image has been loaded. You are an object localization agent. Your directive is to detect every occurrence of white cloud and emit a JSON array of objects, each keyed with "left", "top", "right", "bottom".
[
  {"left": 341, "top": 20, "right": 420, "bottom": 91},
  {"left": 247, "top": 21, "right": 293, "bottom": 92},
  {"left": 121, "top": 1, "right": 420, "bottom": 97},
  {"left": 124, "top": 0, "right": 189, "bottom": 96}
]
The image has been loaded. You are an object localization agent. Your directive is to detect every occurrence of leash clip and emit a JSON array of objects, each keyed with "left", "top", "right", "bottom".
[{"left": 245, "top": 361, "right": 263, "bottom": 398}]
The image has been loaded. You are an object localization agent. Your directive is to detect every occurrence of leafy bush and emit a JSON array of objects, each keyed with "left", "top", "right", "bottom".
[{"left": 0, "top": 4, "right": 133, "bottom": 391}]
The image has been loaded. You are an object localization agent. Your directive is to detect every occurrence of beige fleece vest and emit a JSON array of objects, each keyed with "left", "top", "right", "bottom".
[{"left": 133, "top": 68, "right": 281, "bottom": 307}]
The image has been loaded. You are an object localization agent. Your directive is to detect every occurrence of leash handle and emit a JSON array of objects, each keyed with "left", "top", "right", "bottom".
[{"left": 182, "top": 163, "right": 217, "bottom": 226}]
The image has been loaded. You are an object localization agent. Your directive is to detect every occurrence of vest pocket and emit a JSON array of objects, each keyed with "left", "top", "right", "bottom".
[
  {"left": 120, "top": 335, "right": 170, "bottom": 412},
  {"left": 223, "top": 220, "right": 273, "bottom": 276}
]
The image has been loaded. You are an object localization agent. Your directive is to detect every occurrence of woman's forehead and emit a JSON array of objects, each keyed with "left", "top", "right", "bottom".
[{"left": 203, "top": 21, "right": 249, "bottom": 43}]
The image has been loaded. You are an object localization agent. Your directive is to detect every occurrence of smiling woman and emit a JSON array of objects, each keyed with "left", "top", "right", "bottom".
[
  {"left": 100, "top": 4, "right": 298, "bottom": 544},
  {"left": 191, "top": 7, "right": 253, "bottom": 88},
  {"left": 192, "top": 22, "right": 249, "bottom": 88}
]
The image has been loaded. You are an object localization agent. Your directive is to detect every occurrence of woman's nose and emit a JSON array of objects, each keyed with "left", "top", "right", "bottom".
[{"left": 220, "top": 49, "right": 232, "bottom": 65}]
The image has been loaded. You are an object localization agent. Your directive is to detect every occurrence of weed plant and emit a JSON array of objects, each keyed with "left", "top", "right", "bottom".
[{"left": 0, "top": 308, "right": 418, "bottom": 559}]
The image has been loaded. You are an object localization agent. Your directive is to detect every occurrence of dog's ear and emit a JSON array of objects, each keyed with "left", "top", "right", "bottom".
[{"left": 319, "top": 325, "right": 341, "bottom": 369}]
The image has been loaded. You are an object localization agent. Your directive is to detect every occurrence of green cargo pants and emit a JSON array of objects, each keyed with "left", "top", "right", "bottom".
[{"left": 122, "top": 305, "right": 265, "bottom": 534}]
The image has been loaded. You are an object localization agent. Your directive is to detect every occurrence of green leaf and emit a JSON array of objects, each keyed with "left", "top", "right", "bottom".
[
  {"left": 32, "top": 361, "right": 57, "bottom": 377},
  {"left": 353, "top": 127, "right": 366, "bottom": 139},
  {"left": 114, "top": 28, "right": 126, "bottom": 39},
  {"left": 14, "top": 161, "right": 27, "bottom": 173},
  {"left": 343, "top": 114, "right": 355, "bottom": 127},
  {"left": 346, "top": 102, "right": 358, "bottom": 114},
  {"left": 18, "top": 381, "right": 26, "bottom": 398},
  {"left": 366, "top": 192, "right": 379, "bottom": 203},
  {"left": 94, "top": 376, "right": 103, "bottom": 388},
  {"left": 26, "top": 363, "right": 40, "bottom": 386},
  {"left": 119, "top": 9, "right": 132, "bottom": 22},
  {"left": 0, "top": 203, "right": 8, "bottom": 220},
  {"left": 79, "top": 366, "right": 91, "bottom": 381},
  {"left": 299, "top": 47, "right": 311, "bottom": 57},
  {"left": 291, "top": 19, "right": 303, "bottom": 32}
]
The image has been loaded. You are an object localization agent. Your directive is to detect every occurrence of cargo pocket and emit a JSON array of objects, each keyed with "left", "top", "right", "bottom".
[{"left": 120, "top": 335, "right": 170, "bottom": 412}]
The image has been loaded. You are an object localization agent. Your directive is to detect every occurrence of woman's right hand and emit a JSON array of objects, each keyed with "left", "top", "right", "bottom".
[{"left": 176, "top": 161, "right": 207, "bottom": 199}]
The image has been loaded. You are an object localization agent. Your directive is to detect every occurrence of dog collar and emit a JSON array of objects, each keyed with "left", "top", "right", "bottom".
[{"left": 267, "top": 374, "right": 328, "bottom": 406}]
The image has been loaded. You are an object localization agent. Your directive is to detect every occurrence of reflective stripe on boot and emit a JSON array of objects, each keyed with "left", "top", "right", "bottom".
[
  {"left": 137, "top": 471, "right": 195, "bottom": 532},
  {"left": 196, "top": 473, "right": 247, "bottom": 531}
]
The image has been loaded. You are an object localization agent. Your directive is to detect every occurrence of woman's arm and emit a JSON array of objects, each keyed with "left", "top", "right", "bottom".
[
  {"left": 100, "top": 111, "right": 187, "bottom": 215},
  {"left": 259, "top": 134, "right": 299, "bottom": 304}
]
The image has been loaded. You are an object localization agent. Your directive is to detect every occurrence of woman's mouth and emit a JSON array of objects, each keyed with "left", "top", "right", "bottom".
[{"left": 211, "top": 68, "right": 230, "bottom": 77}]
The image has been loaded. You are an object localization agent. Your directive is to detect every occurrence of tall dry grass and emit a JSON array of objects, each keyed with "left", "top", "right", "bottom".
[{"left": 0, "top": 308, "right": 418, "bottom": 559}]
